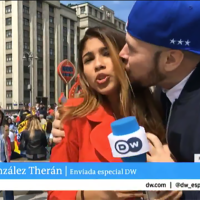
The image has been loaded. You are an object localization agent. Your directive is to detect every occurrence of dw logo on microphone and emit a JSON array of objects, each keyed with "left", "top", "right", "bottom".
[{"left": 115, "top": 137, "right": 143, "bottom": 154}]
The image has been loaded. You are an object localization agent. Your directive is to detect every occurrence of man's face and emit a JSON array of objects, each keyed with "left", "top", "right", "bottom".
[{"left": 119, "top": 33, "right": 166, "bottom": 88}]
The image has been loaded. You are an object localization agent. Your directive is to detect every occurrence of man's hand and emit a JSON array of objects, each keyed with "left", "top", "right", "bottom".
[
  {"left": 146, "top": 133, "right": 174, "bottom": 162},
  {"left": 115, "top": 191, "right": 145, "bottom": 199},
  {"left": 155, "top": 191, "right": 182, "bottom": 200},
  {"left": 52, "top": 111, "right": 65, "bottom": 144},
  {"left": 76, "top": 190, "right": 145, "bottom": 200}
]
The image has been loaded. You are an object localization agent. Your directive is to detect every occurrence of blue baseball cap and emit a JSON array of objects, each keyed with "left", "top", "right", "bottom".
[{"left": 127, "top": 1, "right": 200, "bottom": 54}]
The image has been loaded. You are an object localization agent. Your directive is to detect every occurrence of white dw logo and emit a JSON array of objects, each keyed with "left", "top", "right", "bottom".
[{"left": 170, "top": 39, "right": 190, "bottom": 46}]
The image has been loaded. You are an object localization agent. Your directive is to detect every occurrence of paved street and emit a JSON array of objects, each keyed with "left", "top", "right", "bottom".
[{"left": 0, "top": 191, "right": 47, "bottom": 200}]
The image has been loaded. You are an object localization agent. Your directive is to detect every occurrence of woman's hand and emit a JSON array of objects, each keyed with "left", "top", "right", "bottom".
[{"left": 52, "top": 111, "right": 65, "bottom": 144}]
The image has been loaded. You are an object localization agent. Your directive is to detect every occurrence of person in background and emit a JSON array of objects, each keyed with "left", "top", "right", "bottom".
[
  {"left": 54, "top": 103, "right": 58, "bottom": 112},
  {"left": 7, "top": 117, "right": 14, "bottom": 132},
  {"left": 1, "top": 124, "right": 14, "bottom": 200},
  {"left": 46, "top": 115, "right": 53, "bottom": 159},
  {"left": 0, "top": 109, "right": 4, "bottom": 135},
  {"left": 47, "top": 105, "right": 54, "bottom": 116},
  {"left": 39, "top": 114, "right": 47, "bottom": 127},
  {"left": 8, "top": 125, "right": 15, "bottom": 157},
  {"left": 19, "top": 103, "right": 30, "bottom": 123},
  {"left": 35, "top": 103, "right": 40, "bottom": 117},
  {"left": 19, "top": 115, "right": 47, "bottom": 160},
  {"left": 39, "top": 104, "right": 47, "bottom": 119}
]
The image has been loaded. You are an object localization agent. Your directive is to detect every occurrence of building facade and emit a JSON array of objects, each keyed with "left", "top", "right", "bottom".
[
  {"left": 0, "top": 1, "right": 125, "bottom": 110},
  {"left": 0, "top": 0, "right": 78, "bottom": 109},
  {"left": 70, "top": 2, "right": 126, "bottom": 40}
]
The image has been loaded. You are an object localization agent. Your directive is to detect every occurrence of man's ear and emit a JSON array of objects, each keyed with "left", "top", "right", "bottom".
[{"left": 162, "top": 50, "right": 184, "bottom": 72}]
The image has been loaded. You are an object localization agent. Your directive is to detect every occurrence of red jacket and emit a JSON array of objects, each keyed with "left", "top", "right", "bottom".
[{"left": 48, "top": 98, "right": 122, "bottom": 200}]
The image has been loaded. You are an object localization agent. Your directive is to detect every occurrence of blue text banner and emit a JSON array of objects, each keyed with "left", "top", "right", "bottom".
[{"left": 0, "top": 163, "right": 199, "bottom": 179}]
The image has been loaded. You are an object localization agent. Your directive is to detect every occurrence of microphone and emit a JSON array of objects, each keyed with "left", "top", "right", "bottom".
[
  {"left": 108, "top": 116, "right": 149, "bottom": 161},
  {"left": 108, "top": 116, "right": 157, "bottom": 200}
]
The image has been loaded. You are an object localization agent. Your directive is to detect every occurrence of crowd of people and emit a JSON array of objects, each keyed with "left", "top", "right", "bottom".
[
  {"left": 0, "top": 103, "right": 57, "bottom": 199},
  {"left": 0, "top": 103, "right": 57, "bottom": 162}
]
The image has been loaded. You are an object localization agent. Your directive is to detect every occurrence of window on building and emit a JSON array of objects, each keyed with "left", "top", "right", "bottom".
[
  {"left": 49, "top": 16, "right": 54, "bottom": 24},
  {"left": 100, "top": 12, "right": 103, "bottom": 20},
  {"left": 50, "top": 81, "right": 55, "bottom": 88},
  {"left": 50, "top": 38, "right": 54, "bottom": 44},
  {"left": 71, "top": 55, "right": 75, "bottom": 64},
  {"left": 6, "top": 54, "right": 12, "bottom": 62},
  {"left": 6, "top": 66, "right": 12, "bottom": 74},
  {"left": 24, "top": 90, "right": 30, "bottom": 98},
  {"left": 71, "top": 29, "right": 74, "bottom": 35},
  {"left": 37, "top": 23, "right": 42, "bottom": 30},
  {"left": 6, "top": 17, "right": 12, "bottom": 25},
  {"left": 37, "top": 45, "right": 41, "bottom": 53},
  {"left": 95, "top": 10, "right": 97, "bottom": 17},
  {"left": 70, "top": 38, "right": 74, "bottom": 46},
  {"left": 5, "top": 5, "right": 12, "bottom": 14},
  {"left": 89, "top": 7, "right": 92, "bottom": 14},
  {"left": 63, "top": 45, "right": 68, "bottom": 52},
  {"left": 37, "top": 34, "right": 42, "bottom": 41},
  {"left": 70, "top": 20, "right": 74, "bottom": 28},
  {"left": 24, "top": 78, "right": 30, "bottom": 86},
  {"left": 37, "top": 56, "right": 42, "bottom": 64},
  {"left": 6, "top": 90, "right": 12, "bottom": 98},
  {"left": 63, "top": 17, "right": 67, "bottom": 24},
  {"left": 37, "top": 1, "right": 42, "bottom": 8},
  {"left": 63, "top": 36, "right": 67, "bottom": 42},
  {"left": 63, "top": 27, "right": 67, "bottom": 35},
  {"left": 49, "top": 5, "right": 54, "bottom": 13},
  {"left": 24, "top": 42, "right": 30, "bottom": 50},
  {"left": 50, "top": 70, "right": 54, "bottom": 76},
  {"left": 50, "top": 48, "right": 54, "bottom": 55},
  {"left": 37, "top": 11, "right": 42, "bottom": 19},
  {"left": 119, "top": 22, "right": 121, "bottom": 28},
  {"left": 6, "top": 104, "right": 12, "bottom": 110},
  {"left": 80, "top": 6, "right": 85, "bottom": 14},
  {"left": 37, "top": 91, "right": 43, "bottom": 97},
  {"left": 50, "top": 92, "right": 54, "bottom": 98},
  {"left": 24, "top": 30, "right": 29, "bottom": 38},
  {"left": 71, "top": 47, "right": 74, "bottom": 55},
  {"left": 6, "top": 30, "right": 12, "bottom": 38},
  {"left": 6, "top": 42, "right": 12, "bottom": 50},
  {"left": 123, "top": 24, "right": 125, "bottom": 31},
  {"left": 49, "top": 27, "right": 54, "bottom": 33},
  {"left": 23, "top": 18, "right": 29, "bottom": 26},
  {"left": 23, "top": 5, "right": 29, "bottom": 14},
  {"left": 37, "top": 68, "right": 43, "bottom": 76},
  {"left": 38, "top": 80, "right": 43, "bottom": 87},
  {"left": 6, "top": 78, "right": 12, "bottom": 86},
  {"left": 23, "top": 65, "right": 29, "bottom": 74},
  {"left": 50, "top": 59, "right": 54, "bottom": 66},
  {"left": 106, "top": 11, "right": 111, "bottom": 20},
  {"left": 63, "top": 46, "right": 67, "bottom": 58}
]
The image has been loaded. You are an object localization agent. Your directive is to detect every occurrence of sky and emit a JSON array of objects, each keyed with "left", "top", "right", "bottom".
[{"left": 61, "top": 1, "right": 134, "bottom": 22}]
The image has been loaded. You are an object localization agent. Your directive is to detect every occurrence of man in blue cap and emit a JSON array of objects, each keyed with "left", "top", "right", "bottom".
[{"left": 119, "top": 1, "right": 200, "bottom": 199}]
